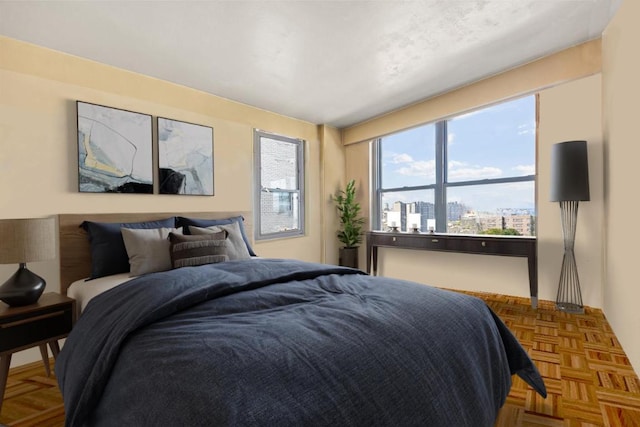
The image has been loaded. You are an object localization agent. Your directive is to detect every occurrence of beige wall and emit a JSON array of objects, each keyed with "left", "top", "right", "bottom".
[
  {"left": 319, "top": 125, "right": 346, "bottom": 265},
  {"left": 538, "top": 75, "right": 604, "bottom": 309},
  {"left": 602, "top": 0, "right": 640, "bottom": 372},
  {"left": 345, "top": 141, "right": 371, "bottom": 268},
  {"left": 0, "top": 36, "right": 322, "bottom": 366}
]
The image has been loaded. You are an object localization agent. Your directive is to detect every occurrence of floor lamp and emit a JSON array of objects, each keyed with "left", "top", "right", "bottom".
[{"left": 550, "top": 140, "right": 590, "bottom": 314}]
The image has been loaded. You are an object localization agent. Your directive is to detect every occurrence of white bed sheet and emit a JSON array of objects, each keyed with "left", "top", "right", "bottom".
[
  {"left": 67, "top": 258, "right": 262, "bottom": 317},
  {"left": 67, "top": 273, "right": 134, "bottom": 317}
]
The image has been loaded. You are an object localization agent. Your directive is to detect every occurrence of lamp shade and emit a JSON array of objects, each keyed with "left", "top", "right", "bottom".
[
  {"left": 550, "top": 140, "right": 590, "bottom": 202},
  {"left": 0, "top": 217, "right": 56, "bottom": 264}
]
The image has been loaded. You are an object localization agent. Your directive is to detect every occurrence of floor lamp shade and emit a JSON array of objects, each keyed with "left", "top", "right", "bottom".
[
  {"left": 0, "top": 217, "right": 56, "bottom": 306},
  {"left": 550, "top": 141, "right": 590, "bottom": 314},
  {"left": 550, "top": 140, "right": 590, "bottom": 202}
]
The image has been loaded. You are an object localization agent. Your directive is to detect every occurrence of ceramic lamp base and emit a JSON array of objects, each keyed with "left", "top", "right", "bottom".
[{"left": 0, "top": 263, "right": 46, "bottom": 307}]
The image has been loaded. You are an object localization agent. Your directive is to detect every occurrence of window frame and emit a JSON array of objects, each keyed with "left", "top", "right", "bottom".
[
  {"left": 253, "top": 129, "right": 305, "bottom": 241},
  {"left": 372, "top": 95, "right": 537, "bottom": 235}
]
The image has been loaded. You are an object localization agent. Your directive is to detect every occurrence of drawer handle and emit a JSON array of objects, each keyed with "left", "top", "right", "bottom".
[
  {"left": 431, "top": 239, "right": 439, "bottom": 243},
  {"left": 393, "top": 237, "right": 396, "bottom": 242},
  {"left": 482, "top": 241, "right": 486, "bottom": 247},
  {"left": 0, "top": 310, "right": 64, "bottom": 329}
]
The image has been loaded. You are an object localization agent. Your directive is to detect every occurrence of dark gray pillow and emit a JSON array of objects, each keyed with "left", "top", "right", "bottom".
[{"left": 169, "top": 231, "right": 228, "bottom": 269}]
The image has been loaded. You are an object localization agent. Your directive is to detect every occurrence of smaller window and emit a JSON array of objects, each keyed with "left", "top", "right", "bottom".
[{"left": 254, "top": 130, "right": 305, "bottom": 240}]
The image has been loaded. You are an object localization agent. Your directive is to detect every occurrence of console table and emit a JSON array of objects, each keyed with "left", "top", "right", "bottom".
[{"left": 366, "top": 231, "right": 538, "bottom": 308}]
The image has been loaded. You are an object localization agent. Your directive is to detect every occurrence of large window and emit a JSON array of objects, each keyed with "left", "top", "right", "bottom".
[
  {"left": 254, "top": 130, "right": 305, "bottom": 240},
  {"left": 373, "top": 95, "right": 536, "bottom": 236}
]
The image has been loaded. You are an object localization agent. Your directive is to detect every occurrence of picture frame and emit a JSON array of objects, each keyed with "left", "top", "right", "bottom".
[
  {"left": 77, "top": 101, "right": 153, "bottom": 193},
  {"left": 157, "top": 117, "right": 214, "bottom": 196}
]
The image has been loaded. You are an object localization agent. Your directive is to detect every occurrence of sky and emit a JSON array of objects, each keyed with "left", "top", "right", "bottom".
[{"left": 380, "top": 95, "right": 536, "bottom": 213}]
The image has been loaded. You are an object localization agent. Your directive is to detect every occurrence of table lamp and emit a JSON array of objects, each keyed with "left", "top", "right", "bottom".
[
  {"left": 550, "top": 140, "right": 590, "bottom": 314},
  {"left": 0, "top": 217, "right": 56, "bottom": 306}
]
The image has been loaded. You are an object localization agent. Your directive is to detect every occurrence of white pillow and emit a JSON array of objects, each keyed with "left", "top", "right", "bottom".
[
  {"left": 121, "top": 227, "right": 182, "bottom": 276},
  {"left": 189, "top": 222, "right": 251, "bottom": 260}
]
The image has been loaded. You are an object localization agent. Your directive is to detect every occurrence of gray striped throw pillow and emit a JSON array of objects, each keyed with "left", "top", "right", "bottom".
[{"left": 169, "top": 231, "right": 228, "bottom": 269}]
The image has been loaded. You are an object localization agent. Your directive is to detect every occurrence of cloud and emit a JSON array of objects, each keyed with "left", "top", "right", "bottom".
[
  {"left": 394, "top": 159, "right": 507, "bottom": 181},
  {"left": 448, "top": 132, "right": 456, "bottom": 145},
  {"left": 513, "top": 164, "right": 535, "bottom": 175},
  {"left": 517, "top": 121, "right": 535, "bottom": 135},
  {"left": 391, "top": 153, "right": 413, "bottom": 164},
  {"left": 396, "top": 160, "right": 436, "bottom": 176},
  {"left": 448, "top": 160, "right": 502, "bottom": 180}
]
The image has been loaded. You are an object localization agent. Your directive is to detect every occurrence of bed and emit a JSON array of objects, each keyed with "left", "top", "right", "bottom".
[{"left": 55, "top": 212, "right": 546, "bottom": 427}]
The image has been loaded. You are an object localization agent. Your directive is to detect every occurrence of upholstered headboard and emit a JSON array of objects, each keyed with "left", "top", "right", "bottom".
[{"left": 58, "top": 212, "right": 253, "bottom": 295}]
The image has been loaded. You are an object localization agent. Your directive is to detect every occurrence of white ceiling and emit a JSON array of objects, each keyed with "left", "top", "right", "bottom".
[{"left": 0, "top": 0, "right": 621, "bottom": 128}]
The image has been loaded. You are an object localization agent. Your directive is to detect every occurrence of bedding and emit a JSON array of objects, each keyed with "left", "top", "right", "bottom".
[{"left": 56, "top": 258, "right": 546, "bottom": 427}]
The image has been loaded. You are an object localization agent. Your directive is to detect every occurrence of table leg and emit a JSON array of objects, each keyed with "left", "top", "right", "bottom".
[
  {"left": 372, "top": 247, "right": 379, "bottom": 276},
  {"left": 39, "top": 344, "right": 51, "bottom": 377},
  {"left": 49, "top": 341, "right": 60, "bottom": 359},
  {"left": 0, "top": 353, "right": 12, "bottom": 410},
  {"left": 528, "top": 250, "right": 538, "bottom": 309}
]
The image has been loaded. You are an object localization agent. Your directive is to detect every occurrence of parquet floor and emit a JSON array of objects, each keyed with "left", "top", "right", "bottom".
[
  {"left": 479, "top": 292, "right": 640, "bottom": 427},
  {"left": 1, "top": 293, "right": 639, "bottom": 426},
  {"left": 0, "top": 361, "right": 64, "bottom": 427}
]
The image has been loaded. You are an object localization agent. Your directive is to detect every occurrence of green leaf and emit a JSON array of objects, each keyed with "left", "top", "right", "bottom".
[{"left": 332, "top": 179, "right": 365, "bottom": 248}]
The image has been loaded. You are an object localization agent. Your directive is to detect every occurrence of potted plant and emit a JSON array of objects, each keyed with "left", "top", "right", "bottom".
[{"left": 332, "top": 179, "right": 365, "bottom": 268}]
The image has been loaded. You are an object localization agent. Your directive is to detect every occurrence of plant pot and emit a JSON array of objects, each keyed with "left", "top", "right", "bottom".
[{"left": 339, "top": 247, "right": 359, "bottom": 269}]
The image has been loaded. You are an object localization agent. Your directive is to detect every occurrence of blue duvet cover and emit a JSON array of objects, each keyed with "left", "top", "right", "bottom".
[{"left": 56, "top": 258, "right": 545, "bottom": 426}]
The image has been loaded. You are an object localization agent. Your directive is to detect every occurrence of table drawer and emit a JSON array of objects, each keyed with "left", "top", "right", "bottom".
[
  {"left": 371, "top": 234, "right": 400, "bottom": 246},
  {"left": 373, "top": 233, "right": 449, "bottom": 250},
  {"left": 455, "top": 238, "right": 499, "bottom": 253},
  {"left": 452, "top": 237, "right": 532, "bottom": 256},
  {"left": 0, "top": 307, "right": 73, "bottom": 353},
  {"left": 419, "top": 236, "right": 449, "bottom": 250}
]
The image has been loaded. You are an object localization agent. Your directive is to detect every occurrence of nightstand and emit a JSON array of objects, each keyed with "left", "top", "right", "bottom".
[{"left": 0, "top": 293, "right": 75, "bottom": 409}]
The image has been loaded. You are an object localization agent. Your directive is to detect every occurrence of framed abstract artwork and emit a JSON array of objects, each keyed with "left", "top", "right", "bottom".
[
  {"left": 157, "top": 117, "right": 214, "bottom": 195},
  {"left": 77, "top": 101, "right": 153, "bottom": 193}
]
